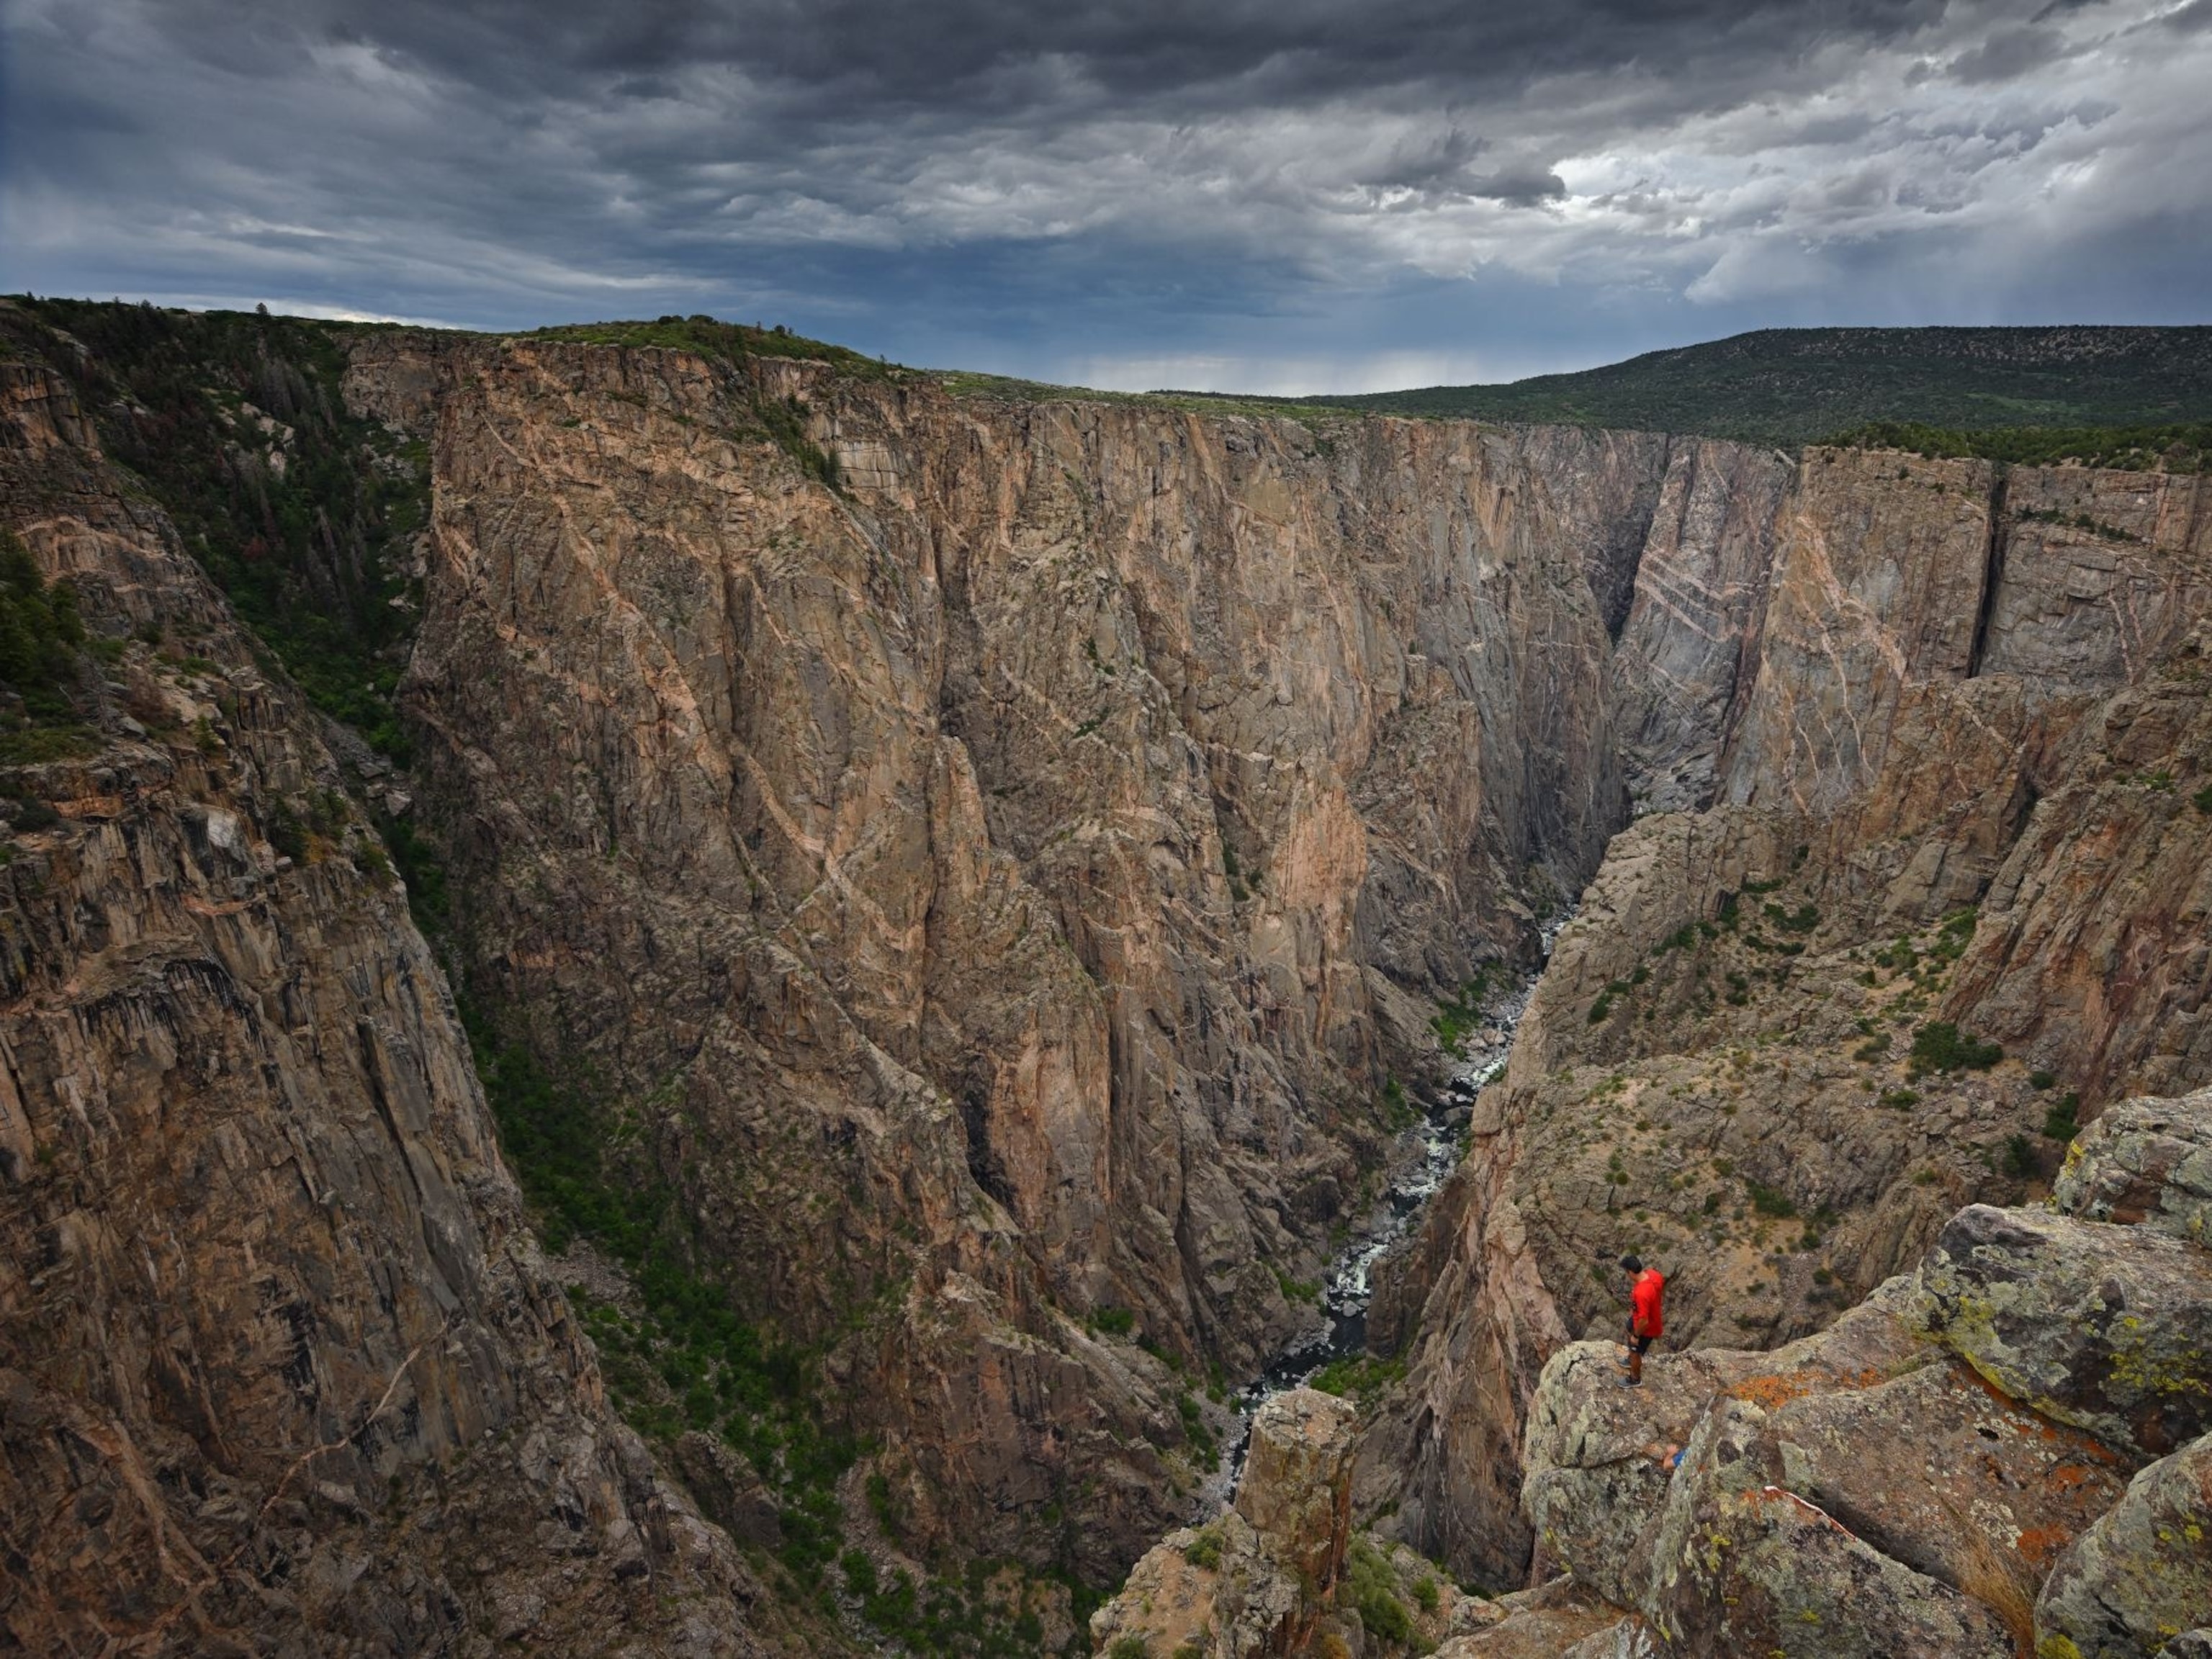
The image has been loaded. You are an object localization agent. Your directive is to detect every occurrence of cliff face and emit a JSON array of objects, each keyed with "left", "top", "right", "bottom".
[
  {"left": 1369, "top": 440, "right": 2212, "bottom": 1584},
  {"left": 0, "top": 351, "right": 767, "bottom": 1653},
  {"left": 9, "top": 302, "right": 2209, "bottom": 1651},
  {"left": 339, "top": 333, "right": 1708, "bottom": 1566}
]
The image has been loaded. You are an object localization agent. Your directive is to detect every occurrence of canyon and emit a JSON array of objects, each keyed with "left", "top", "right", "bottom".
[{"left": 2, "top": 300, "right": 2208, "bottom": 1655}]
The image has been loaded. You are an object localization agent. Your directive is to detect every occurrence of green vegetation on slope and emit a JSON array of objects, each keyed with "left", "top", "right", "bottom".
[
  {"left": 4, "top": 297, "right": 431, "bottom": 755},
  {"left": 529, "top": 312, "right": 897, "bottom": 379},
  {"left": 462, "top": 1020, "right": 857, "bottom": 1596},
  {"left": 1176, "top": 325, "right": 2212, "bottom": 448},
  {"left": 1821, "top": 419, "right": 2211, "bottom": 472},
  {"left": 0, "top": 529, "right": 94, "bottom": 765}
]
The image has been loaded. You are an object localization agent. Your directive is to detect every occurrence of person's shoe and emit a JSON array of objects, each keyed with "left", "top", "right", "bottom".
[{"left": 1617, "top": 1376, "right": 1641, "bottom": 1388}]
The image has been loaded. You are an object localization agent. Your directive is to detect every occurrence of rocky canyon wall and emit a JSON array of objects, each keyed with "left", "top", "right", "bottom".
[
  {"left": 9, "top": 300, "right": 2209, "bottom": 1652},
  {"left": 338, "top": 332, "right": 1714, "bottom": 1570},
  {"left": 0, "top": 333, "right": 770, "bottom": 1653},
  {"left": 1369, "top": 433, "right": 2212, "bottom": 1586}
]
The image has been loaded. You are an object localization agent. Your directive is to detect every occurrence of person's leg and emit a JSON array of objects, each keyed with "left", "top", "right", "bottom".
[{"left": 1627, "top": 1334, "right": 1645, "bottom": 1385}]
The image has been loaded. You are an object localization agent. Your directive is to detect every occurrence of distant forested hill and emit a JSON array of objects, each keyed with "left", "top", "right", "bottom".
[{"left": 1190, "top": 325, "right": 2212, "bottom": 448}]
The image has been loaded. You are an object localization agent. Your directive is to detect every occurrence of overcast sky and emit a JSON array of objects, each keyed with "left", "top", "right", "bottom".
[{"left": 5, "top": 0, "right": 2209, "bottom": 392}]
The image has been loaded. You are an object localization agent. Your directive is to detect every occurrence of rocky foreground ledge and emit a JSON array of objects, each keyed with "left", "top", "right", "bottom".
[{"left": 1096, "top": 1088, "right": 2212, "bottom": 1658}]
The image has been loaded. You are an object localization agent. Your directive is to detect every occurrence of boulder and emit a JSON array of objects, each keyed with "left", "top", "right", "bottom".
[
  {"left": 1919, "top": 1205, "right": 2212, "bottom": 1457},
  {"left": 1432, "top": 1577, "right": 1621, "bottom": 1658},
  {"left": 2033, "top": 1430, "right": 2212, "bottom": 1659},
  {"left": 1760, "top": 1354, "right": 2131, "bottom": 1596},
  {"left": 2054, "top": 1089, "right": 2212, "bottom": 1247},
  {"left": 1641, "top": 1397, "right": 2015, "bottom": 1658}
]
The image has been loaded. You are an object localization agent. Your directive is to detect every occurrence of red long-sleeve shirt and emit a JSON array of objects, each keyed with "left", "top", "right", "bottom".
[{"left": 1632, "top": 1269, "right": 1666, "bottom": 1338}]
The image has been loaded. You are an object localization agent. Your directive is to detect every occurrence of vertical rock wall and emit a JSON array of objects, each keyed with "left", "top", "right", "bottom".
[
  {"left": 0, "top": 350, "right": 766, "bottom": 1653},
  {"left": 1367, "top": 433, "right": 2212, "bottom": 1588},
  {"left": 339, "top": 333, "right": 1704, "bottom": 1566}
]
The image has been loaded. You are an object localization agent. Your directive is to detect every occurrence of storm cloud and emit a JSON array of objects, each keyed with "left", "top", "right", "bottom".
[{"left": 4, "top": 0, "right": 2208, "bottom": 390}]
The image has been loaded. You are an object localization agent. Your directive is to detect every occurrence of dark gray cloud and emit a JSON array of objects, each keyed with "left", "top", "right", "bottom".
[
  {"left": 1947, "top": 21, "right": 2067, "bottom": 78},
  {"left": 4, "top": 0, "right": 2207, "bottom": 392}
]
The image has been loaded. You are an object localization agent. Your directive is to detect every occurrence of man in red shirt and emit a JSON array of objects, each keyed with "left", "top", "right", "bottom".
[{"left": 1619, "top": 1254, "right": 1665, "bottom": 1386}]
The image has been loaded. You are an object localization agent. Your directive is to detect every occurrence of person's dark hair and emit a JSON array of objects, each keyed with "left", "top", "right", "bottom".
[{"left": 1620, "top": 1254, "right": 1642, "bottom": 1272}]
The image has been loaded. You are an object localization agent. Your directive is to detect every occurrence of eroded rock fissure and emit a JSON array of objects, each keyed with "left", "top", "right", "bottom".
[{"left": 1966, "top": 463, "right": 2010, "bottom": 679}]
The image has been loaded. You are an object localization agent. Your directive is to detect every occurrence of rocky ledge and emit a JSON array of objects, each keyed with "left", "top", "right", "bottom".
[
  {"left": 1518, "top": 1084, "right": 2212, "bottom": 1659},
  {"left": 1105, "top": 1088, "right": 2212, "bottom": 1658}
]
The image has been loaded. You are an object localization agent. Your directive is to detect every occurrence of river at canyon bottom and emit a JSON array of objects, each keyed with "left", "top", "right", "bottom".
[{"left": 1197, "top": 914, "right": 1570, "bottom": 1514}]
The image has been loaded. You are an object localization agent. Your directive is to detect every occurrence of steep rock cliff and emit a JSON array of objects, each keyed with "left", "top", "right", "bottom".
[
  {"left": 0, "top": 341, "right": 768, "bottom": 1654},
  {"left": 339, "top": 331, "right": 1709, "bottom": 1568},
  {"left": 12, "top": 300, "right": 2210, "bottom": 1649},
  {"left": 1366, "top": 444, "right": 2212, "bottom": 1584}
]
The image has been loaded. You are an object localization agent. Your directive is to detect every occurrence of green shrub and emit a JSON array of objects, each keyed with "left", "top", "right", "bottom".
[
  {"left": 1092, "top": 1305, "right": 1136, "bottom": 1336},
  {"left": 1309, "top": 1354, "right": 1408, "bottom": 1405},
  {"left": 2002, "top": 1134, "right": 2038, "bottom": 1178},
  {"left": 2028, "top": 1069, "right": 2057, "bottom": 1091},
  {"left": 0, "top": 533, "right": 86, "bottom": 719},
  {"left": 1341, "top": 1541, "right": 1413, "bottom": 1643},
  {"left": 1826, "top": 420, "right": 2212, "bottom": 473},
  {"left": 1110, "top": 1637, "right": 1151, "bottom": 1659},
  {"left": 2042, "top": 1092, "right": 2081, "bottom": 1143},
  {"left": 1878, "top": 1089, "right": 1921, "bottom": 1109},
  {"left": 1909, "top": 1022, "right": 2002, "bottom": 1074},
  {"left": 2194, "top": 783, "right": 2212, "bottom": 815},
  {"left": 1745, "top": 1179, "right": 1797, "bottom": 1219},
  {"left": 1588, "top": 992, "right": 1613, "bottom": 1025},
  {"left": 1183, "top": 1525, "right": 1224, "bottom": 1571},
  {"left": 2, "top": 790, "right": 59, "bottom": 833}
]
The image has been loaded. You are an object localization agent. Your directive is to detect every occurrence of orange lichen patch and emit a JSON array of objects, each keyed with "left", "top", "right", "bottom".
[
  {"left": 1956, "top": 1367, "right": 2126, "bottom": 1464},
  {"left": 2047, "top": 1460, "right": 2106, "bottom": 1492},
  {"left": 1725, "top": 1363, "right": 1889, "bottom": 1410},
  {"left": 2014, "top": 1524, "right": 2075, "bottom": 1569},
  {"left": 1727, "top": 1372, "right": 1817, "bottom": 1409}
]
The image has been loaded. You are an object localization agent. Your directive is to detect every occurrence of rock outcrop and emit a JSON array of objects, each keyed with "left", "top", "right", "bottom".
[
  {"left": 2054, "top": 1086, "right": 2212, "bottom": 1245},
  {"left": 1509, "top": 1086, "right": 2212, "bottom": 1658},
  {"left": 1090, "top": 1388, "right": 1357, "bottom": 1658},
  {"left": 0, "top": 333, "right": 769, "bottom": 1652},
  {"left": 2035, "top": 1433, "right": 2212, "bottom": 1659},
  {"left": 1367, "top": 439, "right": 2212, "bottom": 1585}
]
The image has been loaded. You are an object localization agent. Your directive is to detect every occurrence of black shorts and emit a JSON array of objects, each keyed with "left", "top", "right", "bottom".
[{"left": 1626, "top": 1328, "right": 1655, "bottom": 1356}]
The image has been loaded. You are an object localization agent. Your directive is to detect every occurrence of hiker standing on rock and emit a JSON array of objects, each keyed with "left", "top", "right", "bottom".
[{"left": 1618, "top": 1254, "right": 1665, "bottom": 1387}]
